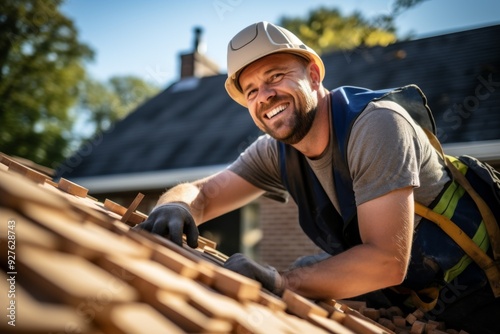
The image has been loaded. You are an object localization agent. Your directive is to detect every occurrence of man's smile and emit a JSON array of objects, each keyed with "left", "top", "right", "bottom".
[{"left": 265, "top": 103, "right": 289, "bottom": 119}]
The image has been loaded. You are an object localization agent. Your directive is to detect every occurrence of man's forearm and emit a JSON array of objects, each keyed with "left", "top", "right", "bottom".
[
  {"left": 156, "top": 182, "right": 205, "bottom": 224},
  {"left": 282, "top": 243, "right": 406, "bottom": 300}
]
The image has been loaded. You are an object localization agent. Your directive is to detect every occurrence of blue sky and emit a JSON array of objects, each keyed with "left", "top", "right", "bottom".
[{"left": 61, "top": 0, "right": 500, "bottom": 87}]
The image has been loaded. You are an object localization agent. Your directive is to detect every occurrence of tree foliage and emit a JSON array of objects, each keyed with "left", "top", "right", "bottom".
[
  {"left": 279, "top": 0, "right": 428, "bottom": 54},
  {"left": 280, "top": 8, "right": 396, "bottom": 54},
  {"left": 77, "top": 75, "right": 160, "bottom": 139},
  {"left": 0, "top": 0, "right": 93, "bottom": 166}
]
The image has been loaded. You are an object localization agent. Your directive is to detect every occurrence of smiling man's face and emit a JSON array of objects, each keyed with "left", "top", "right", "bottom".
[{"left": 239, "top": 53, "right": 319, "bottom": 145}]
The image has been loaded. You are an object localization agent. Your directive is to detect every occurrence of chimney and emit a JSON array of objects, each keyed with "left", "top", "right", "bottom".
[
  {"left": 180, "top": 27, "right": 220, "bottom": 79},
  {"left": 193, "top": 26, "right": 205, "bottom": 53}
]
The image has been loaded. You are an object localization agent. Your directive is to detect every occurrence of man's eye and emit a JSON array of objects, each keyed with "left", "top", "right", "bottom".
[
  {"left": 270, "top": 73, "right": 284, "bottom": 82},
  {"left": 247, "top": 89, "right": 257, "bottom": 99}
]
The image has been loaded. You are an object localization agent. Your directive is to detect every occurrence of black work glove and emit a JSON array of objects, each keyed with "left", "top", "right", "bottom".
[
  {"left": 133, "top": 203, "right": 199, "bottom": 248},
  {"left": 224, "top": 253, "right": 285, "bottom": 296}
]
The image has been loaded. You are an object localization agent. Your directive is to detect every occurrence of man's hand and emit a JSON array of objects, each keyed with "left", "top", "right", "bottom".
[
  {"left": 133, "top": 203, "right": 199, "bottom": 248},
  {"left": 224, "top": 253, "right": 285, "bottom": 296}
]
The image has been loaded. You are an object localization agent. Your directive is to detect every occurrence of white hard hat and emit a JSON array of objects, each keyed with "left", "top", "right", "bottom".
[{"left": 225, "top": 21, "right": 325, "bottom": 107}]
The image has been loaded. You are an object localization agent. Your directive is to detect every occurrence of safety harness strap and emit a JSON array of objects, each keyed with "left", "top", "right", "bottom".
[
  {"left": 416, "top": 129, "right": 500, "bottom": 298},
  {"left": 414, "top": 202, "right": 500, "bottom": 297},
  {"left": 424, "top": 129, "right": 500, "bottom": 263}
]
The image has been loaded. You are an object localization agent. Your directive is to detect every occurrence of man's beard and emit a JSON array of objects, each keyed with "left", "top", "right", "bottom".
[
  {"left": 262, "top": 95, "right": 317, "bottom": 145},
  {"left": 275, "top": 105, "right": 317, "bottom": 145}
]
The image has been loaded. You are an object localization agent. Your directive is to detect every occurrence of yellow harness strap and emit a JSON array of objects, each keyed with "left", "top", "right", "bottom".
[
  {"left": 416, "top": 129, "right": 500, "bottom": 298},
  {"left": 414, "top": 202, "right": 500, "bottom": 297},
  {"left": 410, "top": 287, "right": 439, "bottom": 312},
  {"left": 424, "top": 129, "right": 500, "bottom": 262}
]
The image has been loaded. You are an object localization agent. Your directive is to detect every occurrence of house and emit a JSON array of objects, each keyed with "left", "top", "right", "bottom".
[{"left": 57, "top": 24, "right": 500, "bottom": 271}]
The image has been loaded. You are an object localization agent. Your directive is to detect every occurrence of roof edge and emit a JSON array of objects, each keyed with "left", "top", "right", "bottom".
[
  {"left": 443, "top": 139, "right": 500, "bottom": 161},
  {"left": 67, "top": 140, "right": 500, "bottom": 195},
  {"left": 67, "top": 164, "right": 228, "bottom": 194}
]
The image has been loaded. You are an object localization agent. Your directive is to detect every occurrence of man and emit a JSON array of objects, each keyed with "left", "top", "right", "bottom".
[{"left": 136, "top": 21, "right": 499, "bottom": 333}]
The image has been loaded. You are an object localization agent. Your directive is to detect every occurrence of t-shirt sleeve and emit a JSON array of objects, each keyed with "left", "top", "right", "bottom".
[
  {"left": 348, "top": 101, "right": 422, "bottom": 205},
  {"left": 227, "top": 134, "right": 289, "bottom": 202}
]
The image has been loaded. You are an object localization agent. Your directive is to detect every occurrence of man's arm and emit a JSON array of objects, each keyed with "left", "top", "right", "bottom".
[
  {"left": 156, "top": 169, "right": 266, "bottom": 225},
  {"left": 135, "top": 169, "right": 265, "bottom": 247},
  {"left": 281, "top": 186, "right": 414, "bottom": 299}
]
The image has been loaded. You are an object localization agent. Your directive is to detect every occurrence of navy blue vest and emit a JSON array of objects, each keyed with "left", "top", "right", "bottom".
[
  {"left": 278, "top": 85, "right": 436, "bottom": 255},
  {"left": 278, "top": 85, "right": 491, "bottom": 295}
]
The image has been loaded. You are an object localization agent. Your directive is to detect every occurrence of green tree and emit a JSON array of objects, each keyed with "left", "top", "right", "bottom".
[
  {"left": 77, "top": 75, "right": 159, "bottom": 139},
  {"left": 280, "top": 8, "right": 396, "bottom": 54},
  {"left": 372, "top": 0, "right": 429, "bottom": 34},
  {"left": 279, "top": 0, "right": 428, "bottom": 54},
  {"left": 0, "top": 0, "right": 93, "bottom": 167}
]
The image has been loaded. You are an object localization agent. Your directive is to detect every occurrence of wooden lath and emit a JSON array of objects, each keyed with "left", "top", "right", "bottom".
[{"left": 0, "top": 153, "right": 468, "bottom": 334}]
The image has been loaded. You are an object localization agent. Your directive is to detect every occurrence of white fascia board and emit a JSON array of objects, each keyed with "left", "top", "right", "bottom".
[
  {"left": 442, "top": 140, "right": 500, "bottom": 161},
  {"left": 68, "top": 140, "right": 500, "bottom": 195},
  {"left": 68, "top": 164, "right": 228, "bottom": 194}
]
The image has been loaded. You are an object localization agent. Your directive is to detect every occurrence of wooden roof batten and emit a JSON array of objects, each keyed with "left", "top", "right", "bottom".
[{"left": 1, "top": 152, "right": 472, "bottom": 333}]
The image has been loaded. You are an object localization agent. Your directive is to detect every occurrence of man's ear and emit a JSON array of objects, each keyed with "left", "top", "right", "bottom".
[{"left": 307, "top": 62, "right": 321, "bottom": 88}]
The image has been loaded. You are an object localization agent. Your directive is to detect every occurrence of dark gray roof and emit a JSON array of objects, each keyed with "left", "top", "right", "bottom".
[
  {"left": 58, "top": 24, "right": 500, "bottom": 179},
  {"left": 60, "top": 75, "right": 261, "bottom": 178},
  {"left": 321, "top": 24, "right": 500, "bottom": 143}
]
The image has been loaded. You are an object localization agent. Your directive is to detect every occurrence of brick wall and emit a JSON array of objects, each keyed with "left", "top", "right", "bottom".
[{"left": 257, "top": 197, "right": 322, "bottom": 271}]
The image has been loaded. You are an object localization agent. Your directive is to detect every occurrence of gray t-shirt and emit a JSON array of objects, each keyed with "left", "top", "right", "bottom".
[{"left": 228, "top": 99, "right": 449, "bottom": 223}]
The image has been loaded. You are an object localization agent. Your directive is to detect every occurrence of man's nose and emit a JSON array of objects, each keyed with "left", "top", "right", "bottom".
[{"left": 257, "top": 84, "right": 276, "bottom": 104}]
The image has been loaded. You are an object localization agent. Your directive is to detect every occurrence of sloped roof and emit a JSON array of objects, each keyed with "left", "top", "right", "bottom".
[
  {"left": 321, "top": 24, "right": 500, "bottom": 143},
  {"left": 61, "top": 75, "right": 259, "bottom": 178},
  {"left": 1, "top": 155, "right": 470, "bottom": 333},
  {"left": 58, "top": 24, "right": 500, "bottom": 184}
]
